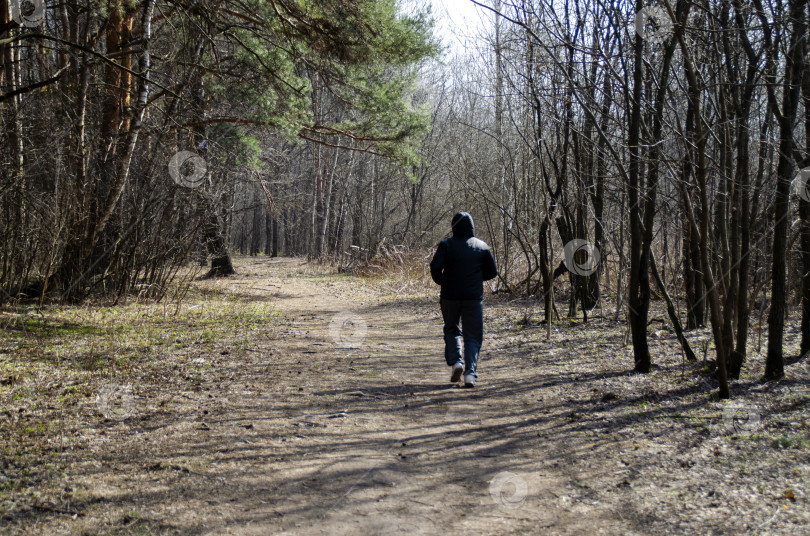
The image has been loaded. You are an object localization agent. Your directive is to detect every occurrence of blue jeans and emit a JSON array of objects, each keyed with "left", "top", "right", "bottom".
[{"left": 440, "top": 298, "right": 483, "bottom": 378}]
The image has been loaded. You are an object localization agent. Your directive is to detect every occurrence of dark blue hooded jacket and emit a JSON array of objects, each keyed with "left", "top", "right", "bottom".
[{"left": 430, "top": 212, "right": 498, "bottom": 300}]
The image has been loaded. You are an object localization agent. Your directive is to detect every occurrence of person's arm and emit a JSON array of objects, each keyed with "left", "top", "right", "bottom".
[
  {"left": 430, "top": 242, "right": 446, "bottom": 285},
  {"left": 482, "top": 248, "right": 498, "bottom": 281}
]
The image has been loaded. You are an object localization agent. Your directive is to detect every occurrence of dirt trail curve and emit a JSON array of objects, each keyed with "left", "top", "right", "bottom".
[{"left": 24, "top": 257, "right": 807, "bottom": 535}]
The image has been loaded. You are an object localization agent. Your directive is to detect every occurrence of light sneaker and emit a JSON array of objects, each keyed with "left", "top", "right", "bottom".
[
  {"left": 463, "top": 374, "right": 476, "bottom": 388},
  {"left": 450, "top": 362, "right": 464, "bottom": 383}
]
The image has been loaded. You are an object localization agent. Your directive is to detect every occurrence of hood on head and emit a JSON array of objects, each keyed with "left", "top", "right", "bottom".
[{"left": 451, "top": 212, "right": 475, "bottom": 238}]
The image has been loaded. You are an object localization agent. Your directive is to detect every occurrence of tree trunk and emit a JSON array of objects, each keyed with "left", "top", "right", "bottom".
[
  {"left": 52, "top": 0, "right": 156, "bottom": 299},
  {"left": 800, "top": 8, "right": 810, "bottom": 356},
  {"left": 766, "top": 0, "right": 807, "bottom": 379},
  {"left": 729, "top": 0, "right": 761, "bottom": 377},
  {"left": 672, "top": 0, "right": 729, "bottom": 397},
  {"left": 628, "top": 0, "right": 650, "bottom": 373},
  {"left": 204, "top": 209, "right": 235, "bottom": 277},
  {"left": 272, "top": 216, "right": 279, "bottom": 257},
  {"left": 250, "top": 205, "right": 262, "bottom": 256},
  {"left": 265, "top": 213, "right": 280, "bottom": 258}
]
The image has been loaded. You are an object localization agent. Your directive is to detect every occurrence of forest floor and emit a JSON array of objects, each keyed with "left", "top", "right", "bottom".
[{"left": 1, "top": 256, "right": 809, "bottom": 535}]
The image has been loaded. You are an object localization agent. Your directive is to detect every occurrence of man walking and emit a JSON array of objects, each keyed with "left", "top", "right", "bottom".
[{"left": 430, "top": 212, "right": 498, "bottom": 387}]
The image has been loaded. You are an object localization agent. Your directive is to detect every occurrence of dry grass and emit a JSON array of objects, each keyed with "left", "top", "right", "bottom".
[{"left": 0, "top": 280, "right": 279, "bottom": 520}]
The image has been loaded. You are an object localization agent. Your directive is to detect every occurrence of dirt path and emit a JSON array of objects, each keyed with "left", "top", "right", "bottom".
[
  {"left": 5, "top": 257, "right": 808, "bottom": 535},
  {"left": 181, "top": 258, "right": 625, "bottom": 535}
]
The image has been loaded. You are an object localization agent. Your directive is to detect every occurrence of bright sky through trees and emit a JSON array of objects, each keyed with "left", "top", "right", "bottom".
[{"left": 429, "top": 0, "right": 488, "bottom": 56}]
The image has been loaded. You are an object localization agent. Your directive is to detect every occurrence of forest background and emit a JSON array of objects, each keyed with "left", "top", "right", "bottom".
[{"left": 3, "top": 0, "right": 810, "bottom": 398}]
